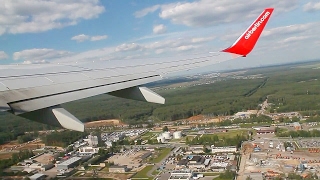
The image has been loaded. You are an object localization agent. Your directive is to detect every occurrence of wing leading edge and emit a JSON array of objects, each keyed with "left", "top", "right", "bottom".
[{"left": 0, "top": 8, "right": 274, "bottom": 131}]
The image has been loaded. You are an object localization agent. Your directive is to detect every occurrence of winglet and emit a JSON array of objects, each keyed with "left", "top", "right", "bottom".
[{"left": 222, "top": 8, "right": 274, "bottom": 56}]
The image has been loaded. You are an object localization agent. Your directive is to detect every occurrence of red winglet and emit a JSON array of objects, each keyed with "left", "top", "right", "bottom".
[{"left": 222, "top": 8, "right": 274, "bottom": 56}]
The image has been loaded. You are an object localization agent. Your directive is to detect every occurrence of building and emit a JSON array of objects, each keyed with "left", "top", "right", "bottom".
[
  {"left": 168, "top": 170, "right": 193, "bottom": 180},
  {"left": 293, "top": 122, "right": 301, "bottom": 130},
  {"left": 211, "top": 146, "right": 237, "bottom": 153},
  {"left": 233, "top": 111, "right": 254, "bottom": 119},
  {"left": 176, "top": 159, "right": 188, "bottom": 169},
  {"left": 57, "top": 157, "right": 82, "bottom": 170},
  {"left": 173, "top": 131, "right": 182, "bottom": 139},
  {"left": 109, "top": 165, "right": 128, "bottom": 173},
  {"left": 204, "top": 159, "right": 211, "bottom": 166},
  {"left": 140, "top": 151, "right": 152, "bottom": 160},
  {"left": 256, "top": 128, "right": 275, "bottom": 134},
  {"left": 188, "top": 156, "right": 205, "bottom": 169},
  {"left": 83, "top": 135, "right": 98, "bottom": 147},
  {"left": 29, "top": 173, "right": 46, "bottom": 180},
  {"left": 78, "top": 146, "right": 99, "bottom": 156}
]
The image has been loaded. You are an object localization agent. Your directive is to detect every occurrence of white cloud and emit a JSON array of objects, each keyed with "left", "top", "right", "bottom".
[
  {"left": 191, "top": 36, "right": 215, "bottom": 43},
  {"left": 13, "top": 48, "right": 72, "bottom": 62},
  {"left": 281, "top": 36, "right": 309, "bottom": 43},
  {"left": 0, "top": 0, "right": 105, "bottom": 35},
  {"left": 134, "top": 5, "right": 160, "bottom": 18},
  {"left": 22, "top": 60, "right": 49, "bottom": 64},
  {"left": 303, "top": 1, "right": 320, "bottom": 12},
  {"left": 115, "top": 43, "right": 144, "bottom": 52},
  {"left": 153, "top": 24, "right": 167, "bottom": 34},
  {"left": 71, "top": 34, "right": 90, "bottom": 42},
  {"left": 91, "top": 35, "right": 108, "bottom": 41},
  {"left": 176, "top": 45, "right": 196, "bottom": 51},
  {"left": 71, "top": 34, "right": 108, "bottom": 42},
  {"left": 136, "top": 0, "right": 298, "bottom": 27},
  {"left": 0, "top": 51, "right": 8, "bottom": 60},
  {"left": 262, "top": 23, "right": 315, "bottom": 38}
]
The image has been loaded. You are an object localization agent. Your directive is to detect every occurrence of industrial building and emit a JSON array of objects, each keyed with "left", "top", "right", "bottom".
[
  {"left": 109, "top": 165, "right": 128, "bottom": 173},
  {"left": 168, "top": 170, "right": 193, "bottom": 180},
  {"left": 57, "top": 157, "right": 82, "bottom": 170},
  {"left": 256, "top": 129, "right": 275, "bottom": 134},
  {"left": 78, "top": 146, "right": 99, "bottom": 156},
  {"left": 188, "top": 156, "right": 205, "bottom": 169},
  {"left": 211, "top": 146, "right": 237, "bottom": 153},
  {"left": 173, "top": 131, "right": 182, "bottom": 139},
  {"left": 83, "top": 135, "right": 98, "bottom": 147},
  {"left": 29, "top": 173, "right": 46, "bottom": 180}
]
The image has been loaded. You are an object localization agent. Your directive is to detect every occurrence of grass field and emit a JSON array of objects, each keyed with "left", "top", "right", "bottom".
[
  {"left": 240, "top": 122, "right": 271, "bottom": 128},
  {"left": 150, "top": 148, "right": 172, "bottom": 163},
  {"left": 202, "top": 129, "right": 248, "bottom": 138},
  {"left": 131, "top": 165, "right": 153, "bottom": 179},
  {"left": 140, "top": 131, "right": 160, "bottom": 140}
]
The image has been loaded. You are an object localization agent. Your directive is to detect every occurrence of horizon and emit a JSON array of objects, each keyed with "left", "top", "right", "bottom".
[{"left": 0, "top": 1, "right": 320, "bottom": 73}]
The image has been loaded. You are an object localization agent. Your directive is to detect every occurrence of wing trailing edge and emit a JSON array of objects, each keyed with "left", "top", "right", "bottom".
[
  {"left": 222, "top": 8, "right": 274, "bottom": 56},
  {"left": 20, "top": 106, "right": 84, "bottom": 132}
]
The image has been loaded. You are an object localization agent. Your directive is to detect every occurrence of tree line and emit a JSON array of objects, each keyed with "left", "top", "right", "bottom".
[
  {"left": 186, "top": 134, "right": 248, "bottom": 148},
  {"left": 0, "top": 150, "right": 34, "bottom": 175}
]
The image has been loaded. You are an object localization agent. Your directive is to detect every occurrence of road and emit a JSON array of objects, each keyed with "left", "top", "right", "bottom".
[{"left": 237, "top": 153, "right": 249, "bottom": 180}]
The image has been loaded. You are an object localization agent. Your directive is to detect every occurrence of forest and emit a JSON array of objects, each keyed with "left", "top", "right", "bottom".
[{"left": 1, "top": 61, "right": 320, "bottom": 144}]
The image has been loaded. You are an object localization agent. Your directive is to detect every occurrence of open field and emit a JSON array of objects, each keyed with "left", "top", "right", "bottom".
[
  {"left": 202, "top": 129, "right": 249, "bottom": 138},
  {"left": 0, "top": 139, "right": 44, "bottom": 159},
  {"left": 131, "top": 165, "right": 153, "bottom": 179},
  {"left": 140, "top": 131, "right": 160, "bottom": 141},
  {"left": 150, "top": 148, "right": 172, "bottom": 163},
  {"left": 85, "top": 119, "right": 124, "bottom": 128}
]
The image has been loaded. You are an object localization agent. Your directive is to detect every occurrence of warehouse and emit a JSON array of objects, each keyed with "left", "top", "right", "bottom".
[
  {"left": 57, "top": 157, "right": 82, "bottom": 170},
  {"left": 109, "top": 165, "right": 128, "bottom": 173},
  {"left": 211, "top": 146, "right": 237, "bottom": 153}
]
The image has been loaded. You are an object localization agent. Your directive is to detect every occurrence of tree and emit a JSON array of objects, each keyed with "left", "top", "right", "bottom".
[
  {"left": 162, "top": 126, "right": 169, "bottom": 132},
  {"left": 246, "top": 176, "right": 253, "bottom": 180}
]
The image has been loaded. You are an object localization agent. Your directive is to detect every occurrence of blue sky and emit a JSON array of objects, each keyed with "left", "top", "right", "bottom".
[{"left": 1, "top": 0, "right": 320, "bottom": 71}]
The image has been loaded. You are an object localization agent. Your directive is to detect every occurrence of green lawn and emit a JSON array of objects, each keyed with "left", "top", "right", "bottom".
[
  {"left": 140, "top": 131, "right": 160, "bottom": 140},
  {"left": 240, "top": 123, "right": 271, "bottom": 128},
  {"left": 150, "top": 148, "right": 172, "bottom": 163},
  {"left": 202, "top": 172, "right": 220, "bottom": 176},
  {"left": 202, "top": 129, "right": 248, "bottom": 138},
  {"left": 131, "top": 165, "right": 153, "bottom": 179}
]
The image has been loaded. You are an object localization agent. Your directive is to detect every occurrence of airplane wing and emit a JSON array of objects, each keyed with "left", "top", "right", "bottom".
[{"left": 0, "top": 8, "right": 274, "bottom": 131}]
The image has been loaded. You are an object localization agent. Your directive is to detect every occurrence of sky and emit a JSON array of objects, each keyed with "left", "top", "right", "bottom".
[{"left": 0, "top": 0, "right": 320, "bottom": 72}]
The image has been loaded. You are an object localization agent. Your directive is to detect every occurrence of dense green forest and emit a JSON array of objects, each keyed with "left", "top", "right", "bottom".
[{"left": 1, "top": 62, "right": 320, "bottom": 144}]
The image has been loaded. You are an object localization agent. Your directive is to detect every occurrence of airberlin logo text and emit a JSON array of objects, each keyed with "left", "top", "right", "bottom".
[{"left": 245, "top": 11, "right": 270, "bottom": 40}]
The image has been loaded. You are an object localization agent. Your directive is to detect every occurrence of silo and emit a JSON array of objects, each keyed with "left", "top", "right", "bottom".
[
  {"left": 157, "top": 135, "right": 165, "bottom": 143},
  {"left": 162, "top": 132, "right": 171, "bottom": 139}
]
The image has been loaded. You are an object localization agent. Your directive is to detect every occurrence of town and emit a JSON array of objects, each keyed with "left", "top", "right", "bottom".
[{"left": 2, "top": 101, "right": 320, "bottom": 180}]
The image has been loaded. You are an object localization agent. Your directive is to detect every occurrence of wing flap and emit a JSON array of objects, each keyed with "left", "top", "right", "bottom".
[
  {"left": 109, "top": 86, "right": 165, "bottom": 104},
  {"left": 20, "top": 105, "right": 84, "bottom": 132}
]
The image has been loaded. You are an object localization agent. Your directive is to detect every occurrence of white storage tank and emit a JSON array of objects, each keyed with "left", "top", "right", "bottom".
[
  {"left": 162, "top": 131, "right": 171, "bottom": 139},
  {"left": 173, "top": 131, "right": 182, "bottom": 139},
  {"left": 157, "top": 135, "right": 165, "bottom": 143}
]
